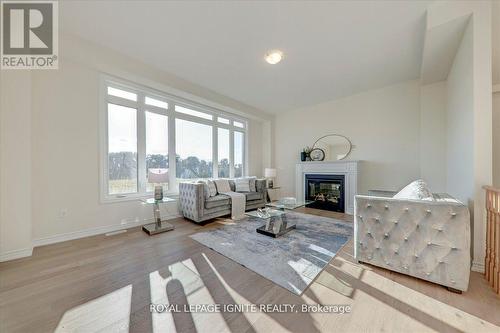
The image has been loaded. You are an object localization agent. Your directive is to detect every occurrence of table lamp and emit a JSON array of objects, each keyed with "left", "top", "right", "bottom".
[
  {"left": 148, "top": 169, "right": 169, "bottom": 200},
  {"left": 264, "top": 168, "right": 277, "bottom": 188}
]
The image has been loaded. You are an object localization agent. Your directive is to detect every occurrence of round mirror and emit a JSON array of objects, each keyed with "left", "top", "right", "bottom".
[{"left": 312, "top": 134, "right": 352, "bottom": 161}]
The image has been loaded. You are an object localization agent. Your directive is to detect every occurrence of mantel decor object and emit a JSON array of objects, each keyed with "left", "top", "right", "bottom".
[{"left": 311, "top": 134, "right": 353, "bottom": 161}]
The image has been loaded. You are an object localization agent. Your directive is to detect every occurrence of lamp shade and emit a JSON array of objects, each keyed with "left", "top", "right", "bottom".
[
  {"left": 264, "top": 168, "right": 276, "bottom": 178},
  {"left": 148, "top": 168, "right": 169, "bottom": 183}
]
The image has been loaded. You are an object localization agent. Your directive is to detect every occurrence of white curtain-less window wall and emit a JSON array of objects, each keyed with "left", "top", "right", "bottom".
[{"left": 101, "top": 78, "right": 248, "bottom": 201}]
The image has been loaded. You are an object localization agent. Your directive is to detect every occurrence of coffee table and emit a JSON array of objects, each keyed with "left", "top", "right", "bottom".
[
  {"left": 266, "top": 199, "right": 313, "bottom": 211},
  {"left": 246, "top": 209, "right": 296, "bottom": 238}
]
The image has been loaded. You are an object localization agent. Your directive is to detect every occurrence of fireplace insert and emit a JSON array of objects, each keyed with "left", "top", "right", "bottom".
[{"left": 305, "top": 174, "right": 345, "bottom": 212}]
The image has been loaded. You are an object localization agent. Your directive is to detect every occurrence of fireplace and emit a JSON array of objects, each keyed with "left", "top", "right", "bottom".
[{"left": 305, "top": 174, "right": 345, "bottom": 212}]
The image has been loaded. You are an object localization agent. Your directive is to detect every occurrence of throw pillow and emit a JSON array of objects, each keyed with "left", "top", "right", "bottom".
[
  {"left": 235, "top": 178, "right": 251, "bottom": 192},
  {"left": 214, "top": 179, "right": 231, "bottom": 193},
  {"left": 393, "top": 179, "right": 434, "bottom": 201},
  {"left": 206, "top": 180, "right": 217, "bottom": 197},
  {"left": 247, "top": 176, "right": 257, "bottom": 192}
]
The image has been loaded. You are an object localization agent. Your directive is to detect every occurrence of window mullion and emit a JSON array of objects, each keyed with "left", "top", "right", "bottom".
[{"left": 137, "top": 94, "right": 147, "bottom": 195}]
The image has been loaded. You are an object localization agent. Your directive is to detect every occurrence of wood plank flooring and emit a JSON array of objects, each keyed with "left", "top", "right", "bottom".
[{"left": 1, "top": 208, "right": 499, "bottom": 333}]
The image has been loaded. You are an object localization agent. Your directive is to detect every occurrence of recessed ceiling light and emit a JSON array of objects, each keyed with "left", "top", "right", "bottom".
[{"left": 265, "top": 50, "right": 283, "bottom": 64}]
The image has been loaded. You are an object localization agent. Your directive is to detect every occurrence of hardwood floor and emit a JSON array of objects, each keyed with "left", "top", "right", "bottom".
[{"left": 1, "top": 208, "right": 499, "bottom": 333}]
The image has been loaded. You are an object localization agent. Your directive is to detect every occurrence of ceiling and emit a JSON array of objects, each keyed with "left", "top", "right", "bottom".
[{"left": 60, "top": 1, "right": 432, "bottom": 113}]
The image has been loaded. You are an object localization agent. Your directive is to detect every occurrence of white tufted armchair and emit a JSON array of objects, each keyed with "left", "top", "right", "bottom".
[{"left": 354, "top": 193, "right": 471, "bottom": 292}]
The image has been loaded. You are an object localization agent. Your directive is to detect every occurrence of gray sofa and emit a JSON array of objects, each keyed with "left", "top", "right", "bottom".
[{"left": 179, "top": 179, "right": 267, "bottom": 223}]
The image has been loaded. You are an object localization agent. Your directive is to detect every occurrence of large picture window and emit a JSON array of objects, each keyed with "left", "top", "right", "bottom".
[
  {"left": 101, "top": 77, "right": 247, "bottom": 201},
  {"left": 175, "top": 119, "right": 213, "bottom": 179}
]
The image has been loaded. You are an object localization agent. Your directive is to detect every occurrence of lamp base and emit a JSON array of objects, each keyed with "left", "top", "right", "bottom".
[
  {"left": 154, "top": 185, "right": 163, "bottom": 200},
  {"left": 268, "top": 179, "right": 274, "bottom": 188}
]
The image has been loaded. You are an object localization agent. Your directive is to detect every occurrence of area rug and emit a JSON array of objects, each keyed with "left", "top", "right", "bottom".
[{"left": 190, "top": 211, "right": 353, "bottom": 295}]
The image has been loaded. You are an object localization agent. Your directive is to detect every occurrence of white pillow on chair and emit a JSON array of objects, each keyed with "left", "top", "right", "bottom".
[
  {"left": 393, "top": 179, "right": 434, "bottom": 201},
  {"left": 214, "top": 179, "right": 231, "bottom": 193}
]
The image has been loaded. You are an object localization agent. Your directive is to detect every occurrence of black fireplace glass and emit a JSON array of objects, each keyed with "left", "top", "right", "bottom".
[{"left": 305, "top": 174, "right": 345, "bottom": 212}]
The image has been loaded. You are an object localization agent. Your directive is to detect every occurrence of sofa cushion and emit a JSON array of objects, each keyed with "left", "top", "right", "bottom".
[
  {"left": 393, "top": 179, "right": 434, "bottom": 201},
  {"left": 235, "top": 178, "right": 251, "bottom": 192},
  {"left": 205, "top": 194, "right": 230, "bottom": 209},
  {"left": 214, "top": 179, "right": 231, "bottom": 193},
  {"left": 243, "top": 192, "right": 263, "bottom": 201}
]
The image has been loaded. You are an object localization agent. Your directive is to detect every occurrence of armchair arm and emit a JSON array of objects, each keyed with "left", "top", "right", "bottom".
[{"left": 179, "top": 182, "right": 205, "bottom": 221}]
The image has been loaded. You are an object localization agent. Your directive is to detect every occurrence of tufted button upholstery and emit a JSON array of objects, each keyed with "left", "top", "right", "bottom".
[{"left": 354, "top": 193, "right": 471, "bottom": 291}]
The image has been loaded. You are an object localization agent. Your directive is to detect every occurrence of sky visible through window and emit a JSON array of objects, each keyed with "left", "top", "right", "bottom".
[{"left": 175, "top": 118, "right": 212, "bottom": 161}]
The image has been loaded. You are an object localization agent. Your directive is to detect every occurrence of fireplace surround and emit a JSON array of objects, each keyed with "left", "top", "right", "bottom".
[{"left": 295, "top": 161, "right": 358, "bottom": 214}]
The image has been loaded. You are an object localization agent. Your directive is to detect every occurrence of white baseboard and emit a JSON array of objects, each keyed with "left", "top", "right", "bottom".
[
  {"left": 471, "top": 261, "right": 485, "bottom": 273},
  {"left": 0, "top": 247, "right": 33, "bottom": 262},
  {"left": 33, "top": 214, "right": 181, "bottom": 248}
]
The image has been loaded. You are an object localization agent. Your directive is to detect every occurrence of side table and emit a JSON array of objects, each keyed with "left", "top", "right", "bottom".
[{"left": 141, "top": 197, "right": 175, "bottom": 235}]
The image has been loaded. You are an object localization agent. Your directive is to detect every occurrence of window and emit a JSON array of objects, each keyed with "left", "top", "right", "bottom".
[
  {"left": 218, "top": 128, "right": 230, "bottom": 177},
  {"left": 175, "top": 105, "right": 213, "bottom": 120},
  {"left": 146, "top": 112, "right": 168, "bottom": 192},
  {"left": 145, "top": 96, "right": 168, "bottom": 109},
  {"left": 107, "top": 86, "right": 137, "bottom": 101},
  {"left": 102, "top": 77, "right": 247, "bottom": 201},
  {"left": 107, "top": 103, "right": 138, "bottom": 194},
  {"left": 175, "top": 119, "right": 213, "bottom": 179},
  {"left": 233, "top": 120, "right": 244, "bottom": 128},
  {"left": 217, "top": 117, "right": 230, "bottom": 124}
]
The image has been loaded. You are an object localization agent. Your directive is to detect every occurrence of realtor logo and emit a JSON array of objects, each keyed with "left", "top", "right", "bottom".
[{"left": 1, "top": 0, "right": 58, "bottom": 69}]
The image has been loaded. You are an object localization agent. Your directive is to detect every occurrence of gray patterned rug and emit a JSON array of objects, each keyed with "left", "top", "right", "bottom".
[{"left": 190, "top": 211, "right": 353, "bottom": 295}]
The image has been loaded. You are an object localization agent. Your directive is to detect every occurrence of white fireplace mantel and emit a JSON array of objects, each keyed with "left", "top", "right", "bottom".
[{"left": 296, "top": 161, "right": 359, "bottom": 215}]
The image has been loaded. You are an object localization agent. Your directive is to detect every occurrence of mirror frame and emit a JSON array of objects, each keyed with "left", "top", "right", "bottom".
[{"left": 312, "top": 134, "right": 353, "bottom": 161}]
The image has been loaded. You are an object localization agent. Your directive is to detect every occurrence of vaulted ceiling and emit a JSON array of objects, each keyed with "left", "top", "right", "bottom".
[{"left": 61, "top": 1, "right": 433, "bottom": 113}]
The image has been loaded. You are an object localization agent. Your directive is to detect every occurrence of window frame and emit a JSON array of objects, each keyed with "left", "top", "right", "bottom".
[{"left": 100, "top": 75, "right": 248, "bottom": 203}]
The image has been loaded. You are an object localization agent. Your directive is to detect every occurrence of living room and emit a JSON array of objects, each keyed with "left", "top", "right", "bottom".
[{"left": 1, "top": 1, "right": 499, "bottom": 332}]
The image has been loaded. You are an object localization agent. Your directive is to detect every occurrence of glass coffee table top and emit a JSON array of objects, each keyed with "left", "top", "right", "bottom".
[
  {"left": 245, "top": 209, "right": 286, "bottom": 219},
  {"left": 266, "top": 199, "right": 314, "bottom": 210}
]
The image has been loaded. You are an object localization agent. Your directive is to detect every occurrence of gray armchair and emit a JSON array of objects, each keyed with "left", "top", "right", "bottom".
[
  {"left": 179, "top": 179, "right": 267, "bottom": 223},
  {"left": 354, "top": 193, "right": 471, "bottom": 292}
]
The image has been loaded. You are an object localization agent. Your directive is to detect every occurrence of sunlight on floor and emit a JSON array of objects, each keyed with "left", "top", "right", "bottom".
[
  {"left": 315, "top": 256, "right": 500, "bottom": 333},
  {"left": 200, "top": 253, "right": 292, "bottom": 332},
  {"left": 149, "top": 258, "right": 229, "bottom": 333},
  {"left": 55, "top": 285, "right": 132, "bottom": 333},
  {"left": 357, "top": 269, "right": 500, "bottom": 332}
]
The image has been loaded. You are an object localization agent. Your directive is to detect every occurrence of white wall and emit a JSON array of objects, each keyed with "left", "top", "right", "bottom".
[
  {"left": 420, "top": 81, "right": 447, "bottom": 192},
  {"left": 274, "top": 80, "right": 421, "bottom": 197},
  {"left": 427, "top": 0, "right": 492, "bottom": 272},
  {"left": 0, "top": 72, "right": 33, "bottom": 261},
  {"left": 494, "top": 92, "right": 500, "bottom": 187},
  {"left": 446, "top": 20, "right": 474, "bottom": 208}
]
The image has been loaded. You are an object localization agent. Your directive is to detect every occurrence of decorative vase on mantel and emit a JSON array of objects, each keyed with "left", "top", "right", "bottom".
[{"left": 300, "top": 151, "right": 307, "bottom": 162}]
